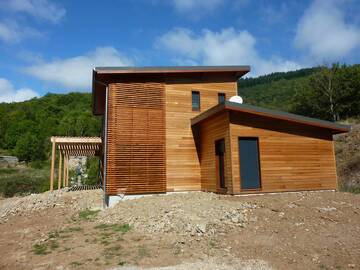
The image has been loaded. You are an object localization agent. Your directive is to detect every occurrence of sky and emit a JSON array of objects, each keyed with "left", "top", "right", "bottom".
[{"left": 0, "top": 0, "right": 360, "bottom": 102}]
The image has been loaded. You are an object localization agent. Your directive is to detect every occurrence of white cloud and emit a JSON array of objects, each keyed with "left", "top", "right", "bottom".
[
  {"left": 157, "top": 27, "right": 301, "bottom": 76},
  {"left": 3, "top": 0, "right": 66, "bottom": 23},
  {"left": 0, "top": 20, "right": 41, "bottom": 43},
  {"left": 294, "top": 0, "right": 360, "bottom": 61},
  {"left": 0, "top": 78, "right": 39, "bottom": 103},
  {"left": 171, "top": 0, "right": 223, "bottom": 16},
  {"left": 24, "top": 47, "right": 133, "bottom": 90}
]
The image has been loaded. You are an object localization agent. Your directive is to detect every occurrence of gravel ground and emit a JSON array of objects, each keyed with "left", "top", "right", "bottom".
[
  {"left": 97, "top": 192, "right": 256, "bottom": 236},
  {"left": 0, "top": 190, "right": 359, "bottom": 270},
  {"left": 112, "top": 258, "right": 272, "bottom": 270},
  {"left": 0, "top": 189, "right": 102, "bottom": 223}
]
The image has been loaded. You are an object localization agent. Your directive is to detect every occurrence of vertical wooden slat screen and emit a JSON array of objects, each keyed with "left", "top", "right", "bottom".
[{"left": 106, "top": 80, "right": 166, "bottom": 195}]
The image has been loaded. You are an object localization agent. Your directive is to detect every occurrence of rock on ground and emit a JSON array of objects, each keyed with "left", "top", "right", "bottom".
[
  {"left": 0, "top": 189, "right": 102, "bottom": 223},
  {"left": 97, "top": 192, "right": 257, "bottom": 237}
]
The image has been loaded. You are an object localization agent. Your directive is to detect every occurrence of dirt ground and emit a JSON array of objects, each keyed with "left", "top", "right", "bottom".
[{"left": 0, "top": 190, "right": 359, "bottom": 270}]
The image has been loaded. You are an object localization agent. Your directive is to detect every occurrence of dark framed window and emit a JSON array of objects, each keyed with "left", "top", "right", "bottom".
[
  {"left": 192, "top": 91, "right": 200, "bottom": 111},
  {"left": 218, "top": 93, "right": 226, "bottom": 104}
]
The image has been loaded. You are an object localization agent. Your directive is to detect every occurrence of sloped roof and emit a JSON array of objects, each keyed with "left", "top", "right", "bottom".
[
  {"left": 94, "top": 65, "right": 250, "bottom": 75},
  {"left": 191, "top": 101, "right": 351, "bottom": 134}
]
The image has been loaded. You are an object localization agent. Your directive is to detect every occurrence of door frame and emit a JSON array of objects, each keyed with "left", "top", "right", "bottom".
[{"left": 238, "top": 137, "right": 262, "bottom": 191}]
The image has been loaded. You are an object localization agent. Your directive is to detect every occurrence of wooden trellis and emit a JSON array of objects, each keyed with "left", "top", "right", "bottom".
[{"left": 49, "top": 136, "right": 102, "bottom": 191}]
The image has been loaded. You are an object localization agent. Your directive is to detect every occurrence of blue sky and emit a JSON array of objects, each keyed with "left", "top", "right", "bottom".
[{"left": 0, "top": 0, "right": 360, "bottom": 102}]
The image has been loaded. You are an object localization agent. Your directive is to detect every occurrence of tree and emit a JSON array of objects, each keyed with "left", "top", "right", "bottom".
[
  {"left": 307, "top": 64, "right": 342, "bottom": 121},
  {"left": 13, "top": 133, "right": 46, "bottom": 162}
]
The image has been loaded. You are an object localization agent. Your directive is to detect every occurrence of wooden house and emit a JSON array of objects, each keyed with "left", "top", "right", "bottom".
[{"left": 92, "top": 66, "right": 350, "bottom": 203}]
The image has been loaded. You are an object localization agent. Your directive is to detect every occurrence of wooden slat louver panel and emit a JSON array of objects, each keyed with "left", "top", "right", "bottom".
[{"left": 106, "top": 81, "right": 166, "bottom": 195}]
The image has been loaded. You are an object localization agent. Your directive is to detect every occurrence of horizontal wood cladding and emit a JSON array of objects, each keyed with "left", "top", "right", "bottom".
[
  {"left": 229, "top": 111, "right": 337, "bottom": 193},
  {"left": 106, "top": 81, "right": 166, "bottom": 195},
  {"left": 165, "top": 80, "right": 237, "bottom": 191},
  {"left": 198, "top": 111, "right": 233, "bottom": 193}
]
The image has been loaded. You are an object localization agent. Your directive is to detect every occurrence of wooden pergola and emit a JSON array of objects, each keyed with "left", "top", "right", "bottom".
[{"left": 49, "top": 136, "right": 102, "bottom": 191}]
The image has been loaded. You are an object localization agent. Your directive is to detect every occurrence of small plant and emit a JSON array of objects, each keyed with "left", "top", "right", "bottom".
[
  {"left": 138, "top": 246, "right": 149, "bottom": 258},
  {"left": 48, "top": 231, "right": 60, "bottom": 239},
  {"left": 32, "top": 243, "right": 49, "bottom": 255},
  {"left": 94, "top": 223, "right": 131, "bottom": 233},
  {"left": 62, "top": 226, "right": 83, "bottom": 233},
  {"left": 78, "top": 209, "right": 100, "bottom": 220},
  {"left": 70, "top": 261, "right": 83, "bottom": 267},
  {"left": 118, "top": 261, "right": 126, "bottom": 266},
  {"left": 49, "top": 240, "right": 59, "bottom": 250}
]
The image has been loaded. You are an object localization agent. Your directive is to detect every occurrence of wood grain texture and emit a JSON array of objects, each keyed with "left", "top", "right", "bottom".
[
  {"left": 229, "top": 111, "right": 337, "bottom": 193},
  {"left": 106, "top": 81, "right": 166, "bottom": 195},
  {"left": 197, "top": 112, "right": 233, "bottom": 193},
  {"left": 164, "top": 77, "right": 237, "bottom": 191}
]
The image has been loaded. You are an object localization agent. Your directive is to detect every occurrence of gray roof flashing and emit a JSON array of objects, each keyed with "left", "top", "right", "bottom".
[{"left": 191, "top": 101, "right": 351, "bottom": 133}]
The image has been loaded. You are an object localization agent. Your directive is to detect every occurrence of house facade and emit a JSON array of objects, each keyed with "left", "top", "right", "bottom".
[{"left": 92, "top": 66, "right": 350, "bottom": 202}]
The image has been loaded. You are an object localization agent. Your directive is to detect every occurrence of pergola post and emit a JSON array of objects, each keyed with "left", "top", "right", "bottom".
[
  {"left": 63, "top": 152, "right": 66, "bottom": 187},
  {"left": 50, "top": 139, "right": 56, "bottom": 191},
  {"left": 65, "top": 155, "right": 69, "bottom": 187},
  {"left": 58, "top": 151, "right": 62, "bottom": 190}
]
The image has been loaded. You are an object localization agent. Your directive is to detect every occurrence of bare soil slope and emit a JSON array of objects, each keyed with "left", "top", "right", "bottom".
[
  {"left": 0, "top": 190, "right": 359, "bottom": 270},
  {"left": 335, "top": 122, "right": 360, "bottom": 192}
]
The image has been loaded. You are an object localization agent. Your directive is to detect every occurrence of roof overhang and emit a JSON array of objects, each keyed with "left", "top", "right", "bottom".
[
  {"left": 191, "top": 101, "right": 351, "bottom": 134},
  {"left": 92, "top": 66, "right": 250, "bottom": 115}
]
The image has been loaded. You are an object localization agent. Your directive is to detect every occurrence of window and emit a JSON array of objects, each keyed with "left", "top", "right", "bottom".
[
  {"left": 218, "top": 93, "right": 226, "bottom": 104},
  {"left": 192, "top": 91, "right": 200, "bottom": 111}
]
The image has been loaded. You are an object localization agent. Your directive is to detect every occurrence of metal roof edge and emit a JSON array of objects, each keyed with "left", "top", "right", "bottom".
[
  {"left": 93, "top": 65, "right": 251, "bottom": 74},
  {"left": 191, "top": 101, "right": 351, "bottom": 133}
]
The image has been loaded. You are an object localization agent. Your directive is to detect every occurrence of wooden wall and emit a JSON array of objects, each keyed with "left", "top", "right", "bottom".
[
  {"left": 165, "top": 77, "right": 237, "bottom": 191},
  {"left": 229, "top": 111, "right": 337, "bottom": 193},
  {"left": 106, "top": 80, "right": 166, "bottom": 195},
  {"left": 198, "top": 111, "right": 233, "bottom": 193}
]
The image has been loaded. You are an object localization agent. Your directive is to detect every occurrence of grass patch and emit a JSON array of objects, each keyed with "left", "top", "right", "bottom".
[
  {"left": 94, "top": 223, "right": 131, "bottom": 233},
  {"left": 138, "top": 246, "right": 149, "bottom": 258},
  {"left": 61, "top": 226, "right": 83, "bottom": 233},
  {"left": 48, "top": 231, "right": 60, "bottom": 239},
  {"left": 340, "top": 185, "right": 360, "bottom": 194},
  {"left": 78, "top": 209, "right": 100, "bottom": 220},
  {"left": 0, "top": 166, "right": 49, "bottom": 197},
  {"left": 32, "top": 243, "right": 49, "bottom": 255},
  {"left": 70, "top": 261, "right": 83, "bottom": 267},
  {"left": 0, "top": 168, "right": 17, "bottom": 174},
  {"left": 49, "top": 240, "right": 59, "bottom": 250}
]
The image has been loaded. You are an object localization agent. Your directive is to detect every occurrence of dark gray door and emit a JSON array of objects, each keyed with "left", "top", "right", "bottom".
[{"left": 239, "top": 138, "right": 261, "bottom": 190}]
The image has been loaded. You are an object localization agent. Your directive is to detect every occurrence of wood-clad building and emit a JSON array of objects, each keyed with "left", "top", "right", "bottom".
[{"left": 92, "top": 66, "right": 350, "bottom": 202}]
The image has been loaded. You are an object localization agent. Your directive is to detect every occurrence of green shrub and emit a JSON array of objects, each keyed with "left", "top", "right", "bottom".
[
  {"left": 0, "top": 167, "right": 49, "bottom": 197},
  {"left": 85, "top": 157, "right": 100, "bottom": 185}
]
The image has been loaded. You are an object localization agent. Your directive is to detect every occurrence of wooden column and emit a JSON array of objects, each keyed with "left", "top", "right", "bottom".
[
  {"left": 63, "top": 152, "right": 66, "bottom": 187},
  {"left": 58, "top": 151, "right": 62, "bottom": 190},
  {"left": 50, "top": 140, "right": 56, "bottom": 191},
  {"left": 66, "top": 155, "right": 69, "bottom": 187}
]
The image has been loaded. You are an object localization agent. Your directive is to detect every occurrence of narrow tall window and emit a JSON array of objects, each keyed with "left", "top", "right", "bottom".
[
  {"left": 218, "top": 93, "right": 226, "bottom": 104},
  {"left": 192, "top": 91, "right": 200, "bottom": 111}
]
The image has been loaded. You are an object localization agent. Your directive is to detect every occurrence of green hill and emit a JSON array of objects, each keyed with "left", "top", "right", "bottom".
[
  {"left": 238, "top": 67, "right": 318, "bottom": 112},
  {"left": 0, "top": 92, "right": 101, "bottom": 161}
]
